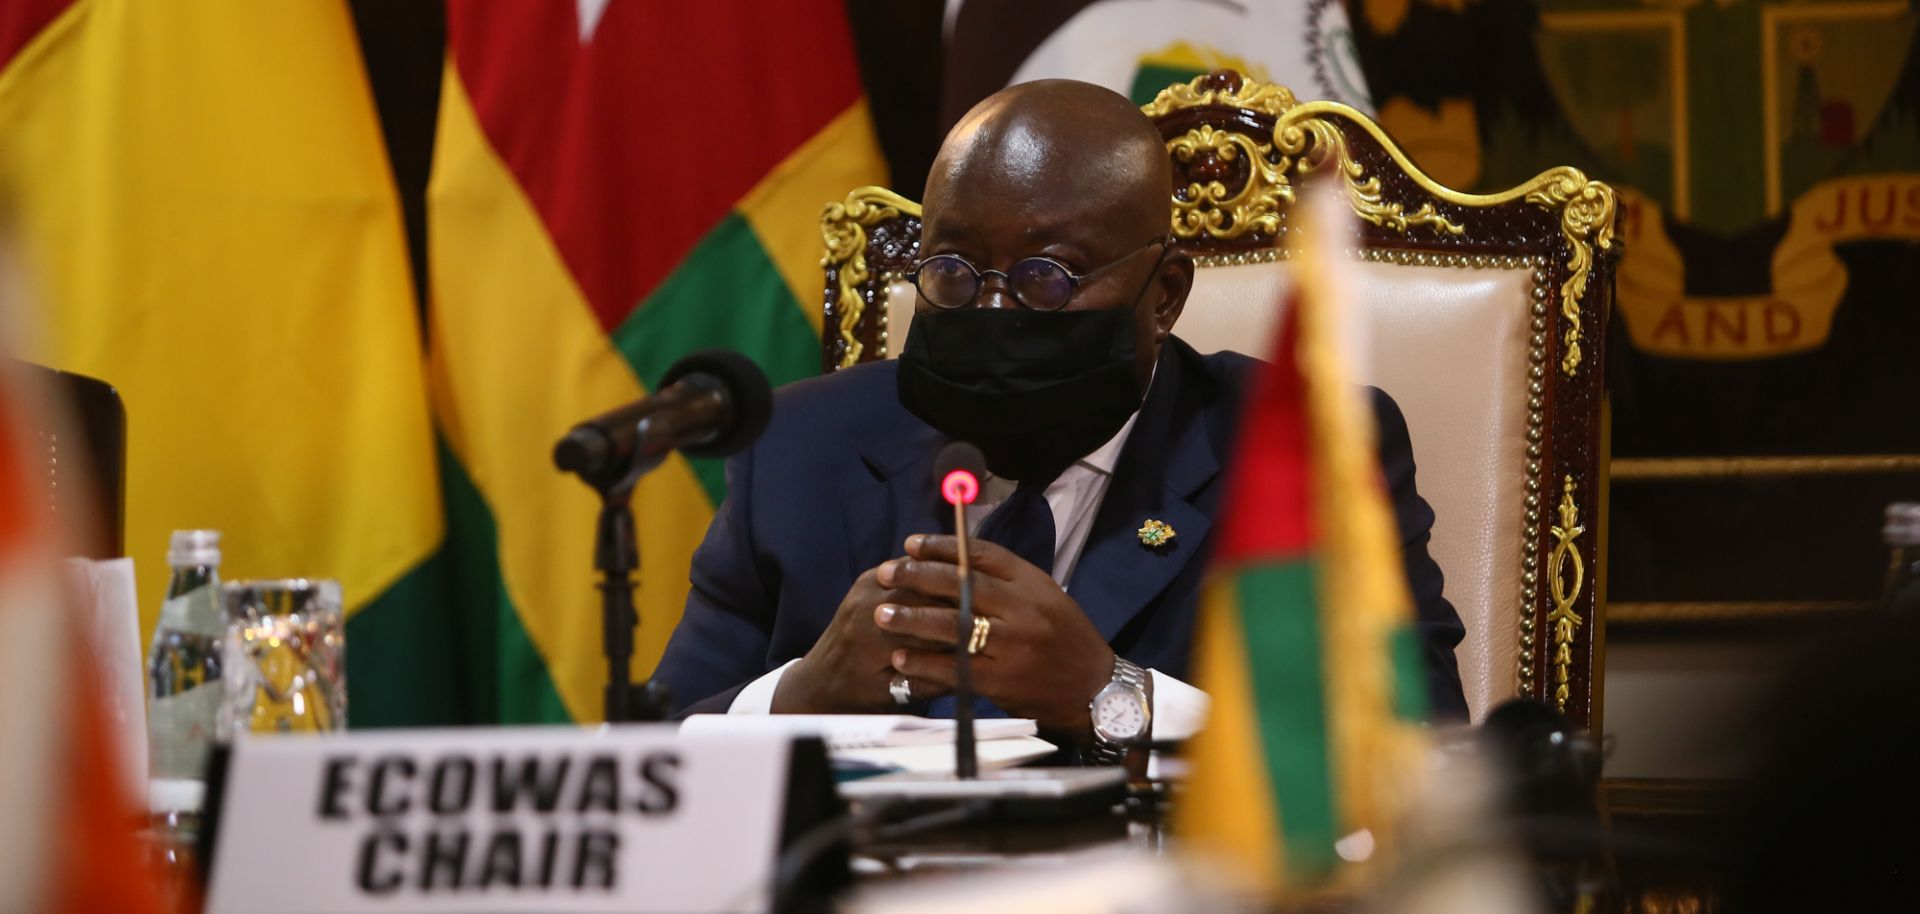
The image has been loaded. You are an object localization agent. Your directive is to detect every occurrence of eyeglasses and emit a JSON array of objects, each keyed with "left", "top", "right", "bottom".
[{"left": 908, "top": 238, "right": 1168, "bottom": 312}]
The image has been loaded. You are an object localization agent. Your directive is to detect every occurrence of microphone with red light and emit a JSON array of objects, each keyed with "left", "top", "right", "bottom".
[{"left": 934, "top": 442, "right": 986, "bottom": 779}]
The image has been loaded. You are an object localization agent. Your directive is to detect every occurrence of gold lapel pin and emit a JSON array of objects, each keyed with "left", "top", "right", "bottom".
[{"left": 1137, "top": 519, "right": 1175, "bottom": 548}]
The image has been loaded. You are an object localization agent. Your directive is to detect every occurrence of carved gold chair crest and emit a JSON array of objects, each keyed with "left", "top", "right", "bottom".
[{"left": 819, "top": 70, "right": 1618, "bottom": 728}]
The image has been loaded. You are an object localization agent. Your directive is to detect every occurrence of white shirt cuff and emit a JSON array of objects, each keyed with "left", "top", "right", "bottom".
[
  {"left": 727, "top": 658, "right": 800, "bottom": 714},
  {"left": 729, "top": 660, "right": 1209, "bottom": 733},
  {"left": 1148, "top": 669, "right": 1210, "bottom": 742}
]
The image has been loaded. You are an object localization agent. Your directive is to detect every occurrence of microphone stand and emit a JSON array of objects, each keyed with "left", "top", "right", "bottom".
[
  {"left": 580, "top": 421, "right": 673, "bottom": 724},
  {"left": 555, "top": 351, "right": 773, "bottom": 724},
  {"left": 951, "top": 499, "right": 978, "bottom": 780}
]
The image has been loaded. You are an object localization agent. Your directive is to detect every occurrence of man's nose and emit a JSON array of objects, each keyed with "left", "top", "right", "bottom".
[{"left": 974, "top": 271, "right": 1017, "bottom": 310}]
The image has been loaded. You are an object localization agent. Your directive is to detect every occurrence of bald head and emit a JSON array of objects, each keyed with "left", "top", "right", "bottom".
[
  {"left": 927, "top": 80, "right": 1171, "bottom": 253},
  {"left": 916, "top": 79, "right": 1191, "bottom": 384}
]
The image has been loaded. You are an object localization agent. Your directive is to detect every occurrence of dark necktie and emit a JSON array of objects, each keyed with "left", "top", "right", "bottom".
[
  {"left": 974, "top": 479, "right": 1058, "bottom": 577},
  {"left": 925, "top": 478, "right": 1056, "bottom": 721}
]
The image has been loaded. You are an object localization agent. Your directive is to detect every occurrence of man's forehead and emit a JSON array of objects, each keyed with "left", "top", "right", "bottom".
[
  {"left": 939, "top": 127, "right": 1148, "bottom": 192},
  {"left": 926, "top": 165, "right": 1138, "bottom": 236},
  {"left": 923, "top": 209, "right": 1136, "bottom": 264},
  {"left": 924, "top": 201, "right": 1104, "bottom": 238}
]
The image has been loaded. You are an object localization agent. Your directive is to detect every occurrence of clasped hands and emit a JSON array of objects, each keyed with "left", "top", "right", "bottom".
[{"left": 771, "top": 533, "right": 1114, "bottom": 739}]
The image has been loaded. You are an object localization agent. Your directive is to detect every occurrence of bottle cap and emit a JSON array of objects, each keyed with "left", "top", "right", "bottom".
[
  {"left": 1885, "top": 504, "right": 1920, "bottom": 547},
  {"left": 166, "top": 529, "right": 222, "bottom": 567}
]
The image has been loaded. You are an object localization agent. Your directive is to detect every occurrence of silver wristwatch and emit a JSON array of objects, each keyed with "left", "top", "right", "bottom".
[{"left": 1088, "top": 655, "right": 1151, "bottom": 765}]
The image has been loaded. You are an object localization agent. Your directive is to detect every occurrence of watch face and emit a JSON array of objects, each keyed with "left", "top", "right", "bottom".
[{"left": 1092, "top": 688, "right": 1147, "bottom": 742}]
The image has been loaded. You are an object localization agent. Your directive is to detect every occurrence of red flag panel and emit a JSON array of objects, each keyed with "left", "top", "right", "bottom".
[
  {"left": 0, "top": 0, "right": 72, "bottom": 74},
  {"left": 446, "top": 0, "right": 865, "bottom": 330},
  {"left": 1214, "top": 301, "right": 1318, "bottom": 565}
]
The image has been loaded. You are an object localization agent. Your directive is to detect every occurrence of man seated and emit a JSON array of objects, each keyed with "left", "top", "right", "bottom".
[{"left": 654, "top": 79, "right": 1467, "bottom": 756}]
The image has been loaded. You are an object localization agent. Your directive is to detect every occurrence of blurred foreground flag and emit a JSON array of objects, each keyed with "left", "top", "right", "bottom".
[
  {"left": 0, "top": 1, "right": 449, "bottom": 723},
  {"left": 0, "top": 369, "right": 163, "bottom": 912},
  {"left": 1178, "top": 200, "right": 1430, "bottom": 894},
  {"left": 429, "top": 1, "right": 886, "bottom": 722}
]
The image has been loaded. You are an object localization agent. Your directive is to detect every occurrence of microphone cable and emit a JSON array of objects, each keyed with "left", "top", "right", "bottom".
[{"left": 764, "top": 797, "right": 998, "bottom": 912}]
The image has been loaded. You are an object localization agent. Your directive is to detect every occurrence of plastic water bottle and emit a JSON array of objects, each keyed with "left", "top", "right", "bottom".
[{"left": 147, "top": 530, "right": 224, "bottom": 803}]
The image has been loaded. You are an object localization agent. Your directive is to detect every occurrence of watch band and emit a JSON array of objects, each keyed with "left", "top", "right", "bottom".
[{"left": 1088, "top": 656, "right": 1150, "bottom": 765}]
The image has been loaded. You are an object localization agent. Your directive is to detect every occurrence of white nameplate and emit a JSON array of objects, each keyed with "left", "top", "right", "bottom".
[{"left": 204, "top": 726, "right": 800, "bottom": 914}]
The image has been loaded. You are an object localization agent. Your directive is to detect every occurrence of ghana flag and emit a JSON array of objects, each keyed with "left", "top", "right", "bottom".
[
  {"left": 1179, "top": 212, "right": 1431, "bottom": 892},
  {"left": 0, "top": 0, "right": 448, "bottom": 725},
  {"left": 429, "top": 1, "right": 886, "bottom": 723}
]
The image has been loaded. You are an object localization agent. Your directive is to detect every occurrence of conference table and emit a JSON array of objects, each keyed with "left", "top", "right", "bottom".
[
  {"left": 142, "top": 725, "right": 1625, "bottom": 913},
  {"left": 848, "top": 782, "right": 1166, "bottom": 877},
  {"left": 145, "top": 750, "right": 1177, "bottom": 914}
]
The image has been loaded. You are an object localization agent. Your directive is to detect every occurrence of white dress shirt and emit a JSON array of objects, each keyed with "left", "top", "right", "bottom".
[{"left": 726, "top": 409, "right": 1211, "bottom": 741}]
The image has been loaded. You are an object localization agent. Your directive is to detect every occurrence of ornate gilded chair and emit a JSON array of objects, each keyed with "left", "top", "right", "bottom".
[{"left": 819, "top": 70, "right": 1617, "bottom": 728}]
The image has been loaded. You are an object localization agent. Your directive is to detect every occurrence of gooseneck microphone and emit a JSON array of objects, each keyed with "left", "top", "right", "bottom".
[
  {"left": 934, "top": 441, "right": 986, "bottom": 780},
  {"left": 554, "top": 349, "right": 773, "bottom": 482},
  {"left": 554, "top": 349, "right": 774, "bottom": 723}
]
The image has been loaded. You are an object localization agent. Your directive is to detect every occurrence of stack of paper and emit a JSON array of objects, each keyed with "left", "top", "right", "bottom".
[{"left": 680, "top": 715, "right": 1056, "bottom": 774}]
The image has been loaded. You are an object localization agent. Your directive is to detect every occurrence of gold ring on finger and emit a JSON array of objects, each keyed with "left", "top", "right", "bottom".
[{"left": 967, "top": 616, "right": 991, "bottom": 655}]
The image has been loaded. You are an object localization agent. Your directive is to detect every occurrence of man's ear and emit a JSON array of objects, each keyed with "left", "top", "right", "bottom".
[{"left": 1152, "top": 249, "right": 1194, "bottom": 341}]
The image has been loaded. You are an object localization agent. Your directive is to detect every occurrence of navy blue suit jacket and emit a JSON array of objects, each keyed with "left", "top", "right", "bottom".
[{"left": 654, "top": 337, "right": 1469, "bottom": 719}]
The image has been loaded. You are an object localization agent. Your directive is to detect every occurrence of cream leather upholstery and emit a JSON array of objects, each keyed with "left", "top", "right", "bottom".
[{"left": 879, "top": 262, "right": 1531, "bottom": 720}]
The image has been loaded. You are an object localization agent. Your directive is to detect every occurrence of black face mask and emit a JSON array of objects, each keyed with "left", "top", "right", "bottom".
[{"left": 897, "top": 307, "right": 1145, "bottom": 482}]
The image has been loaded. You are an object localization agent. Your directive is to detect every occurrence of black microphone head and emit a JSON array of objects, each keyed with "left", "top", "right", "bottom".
[
  {"left": 659, "top": 349, "right": 773, "bottom": 459},
  {"left": 933, "top": 441, "right": 986, "bottom": 487},
  {"left": 934, "top": 441, "right": 987, "bottom": 505},
  {"left": 552, "top": 426, "right": 610, "bottom": 475}
]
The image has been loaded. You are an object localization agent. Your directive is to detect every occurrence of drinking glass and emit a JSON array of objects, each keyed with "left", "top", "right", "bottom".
[{"left": 218, "top": 579, "right": 345, "bottom": 736}]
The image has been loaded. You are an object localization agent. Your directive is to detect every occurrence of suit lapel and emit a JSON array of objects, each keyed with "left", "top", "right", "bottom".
[
  {"left": 1067, "top": 347, "right": 1220, "bottom": 642},
  {"left": 842, "top": 344, "right": 1222, "bottom": 641},
  {"left": 844, "top": 422, "right": 947, "bottom": 577}
]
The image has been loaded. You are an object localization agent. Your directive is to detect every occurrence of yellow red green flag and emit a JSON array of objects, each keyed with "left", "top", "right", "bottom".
[
  {"left": 0, "top": 0, "right": 450, "bottom": 724},
  {"left": 429, "top": 1, "right": 887, "bottom": 722},
  {"left": 1179, "top": 221, "right": 1432, "bottom": 893}
]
